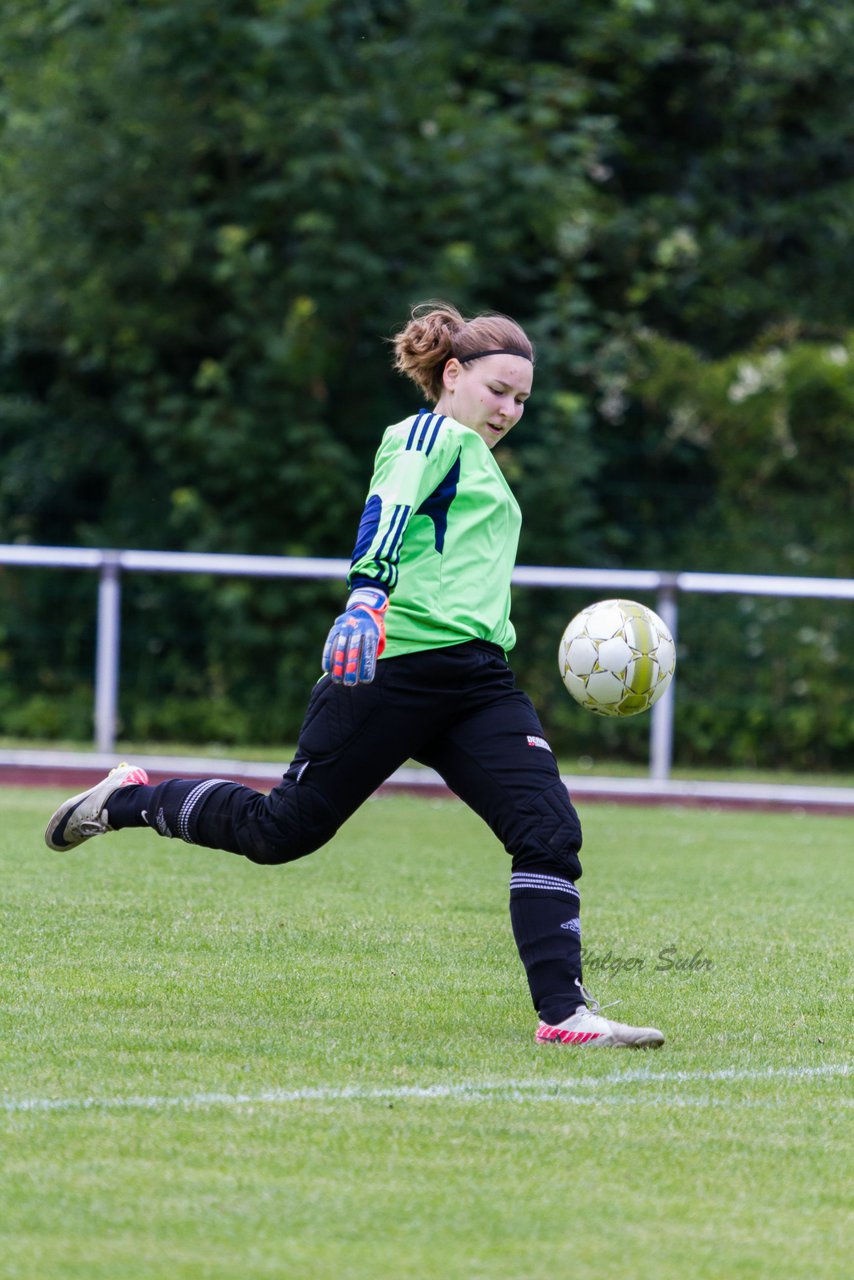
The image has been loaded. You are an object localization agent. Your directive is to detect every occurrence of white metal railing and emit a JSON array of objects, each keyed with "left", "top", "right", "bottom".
[{"left": 2, "top": 543, "right": 853, "bottom": 777}]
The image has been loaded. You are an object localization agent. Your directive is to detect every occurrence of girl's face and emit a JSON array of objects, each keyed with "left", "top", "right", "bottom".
[{"left": 436, "top": 354, "right": 533, "bottom": 450}]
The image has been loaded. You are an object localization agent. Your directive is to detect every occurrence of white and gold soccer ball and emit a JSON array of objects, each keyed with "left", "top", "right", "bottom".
[{"left": 558, "top": 598, "right": 676, "bottom": 717}]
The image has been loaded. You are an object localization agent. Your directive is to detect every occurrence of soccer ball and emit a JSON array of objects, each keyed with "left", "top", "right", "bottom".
[{"left": 558, "top": 598, "right": 676, "bottom": 717}]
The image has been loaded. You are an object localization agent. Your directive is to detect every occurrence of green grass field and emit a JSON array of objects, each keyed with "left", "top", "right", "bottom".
[{"left": 1, "top": 788, "right": 851, "bottom": 1280}]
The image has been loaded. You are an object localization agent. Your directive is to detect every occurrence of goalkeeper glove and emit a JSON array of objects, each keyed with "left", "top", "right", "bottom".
[{"left": 322, "top": 586, "right": 389, "bottom": 686}]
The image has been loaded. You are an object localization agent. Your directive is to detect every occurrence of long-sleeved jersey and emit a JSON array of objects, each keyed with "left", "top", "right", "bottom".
[{"left": 347, "top": 409, "right": 522, "bottom": 657}]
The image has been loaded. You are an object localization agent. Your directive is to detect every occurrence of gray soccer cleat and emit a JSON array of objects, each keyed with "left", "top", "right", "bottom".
[{"left": 45, "top": 762, "right": 149, "bottom": 851}]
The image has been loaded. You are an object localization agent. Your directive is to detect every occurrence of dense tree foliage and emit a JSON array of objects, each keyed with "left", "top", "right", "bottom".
[{"left": 0, "top": 0, "right": 852, "bottom": 767}]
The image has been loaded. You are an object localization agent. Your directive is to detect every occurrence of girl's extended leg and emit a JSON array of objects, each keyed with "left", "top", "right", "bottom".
[{"left": 54, "top": 670, "right": 421, "bottom": 863}]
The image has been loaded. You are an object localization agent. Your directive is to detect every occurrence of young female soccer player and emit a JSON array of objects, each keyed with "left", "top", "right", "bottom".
[{"left": 46, "top": 302, "right": 664, "bottom": 1049}]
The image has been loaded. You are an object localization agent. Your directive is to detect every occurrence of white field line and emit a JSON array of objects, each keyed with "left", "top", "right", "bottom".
[{"left": 2, "top": 1063, "right": 848, "bottom": 1115}]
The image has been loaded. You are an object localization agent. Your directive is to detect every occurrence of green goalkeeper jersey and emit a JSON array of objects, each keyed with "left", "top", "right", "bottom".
[{"left": 347, "top": 409, "right": 522, "bottom": 658}]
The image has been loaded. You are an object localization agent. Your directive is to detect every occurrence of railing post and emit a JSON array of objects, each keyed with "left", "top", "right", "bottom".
[
  {"left": 650, "top": 578, "right": 679, "bottom": 780},
  {"left": 94, "top": 554, "right": 122, "bottom": 753}
]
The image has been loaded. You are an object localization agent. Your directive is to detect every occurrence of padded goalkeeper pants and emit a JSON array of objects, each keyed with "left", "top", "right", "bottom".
[{"left": 158, "top": 640, "right": 583, "bottom": 881}]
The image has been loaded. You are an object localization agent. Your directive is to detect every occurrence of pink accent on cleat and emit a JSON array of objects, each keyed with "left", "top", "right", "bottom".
[
  {"left": 122, "top": 766, "right": 150, "bottom": 787},
  {"left": 536, "top": 1004, "right": 664, "bottom": 1049}
]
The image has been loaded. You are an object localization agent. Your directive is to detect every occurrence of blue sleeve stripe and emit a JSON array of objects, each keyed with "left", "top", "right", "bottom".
[
  {"left": 416, "top": 412, "right": 435, "bottom": 451},
  {"left": 424, "top": 413, "right": 445, "bottom": 456},
  {"left": 406, "top": 410, "right": 431, "bottom": 450},
  {"left": 374, "top": 504, "right": 401, "bottom": 564},
  {"left": 384, "top": 504, "right": 411, "bottom": 588},
  {"left": 405, "top": 409, "right": 446, "bottom": 454},
  {"left": 373, "top": 502, "right": 411, "bottom": 587}
]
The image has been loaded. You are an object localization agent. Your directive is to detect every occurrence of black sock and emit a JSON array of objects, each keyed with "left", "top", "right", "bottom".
[
  {"left": 509, "top": 869, "right": 584, "bottom": 1025},
  {"left": 106, "top": 783, "right": 154, "bottom": 828},
  {"left": 107, "top": 778, "right": 231, "bottom": 841}
]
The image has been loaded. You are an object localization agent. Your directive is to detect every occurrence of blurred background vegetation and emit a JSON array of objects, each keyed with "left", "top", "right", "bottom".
[{"left": 0, "top": 0, "right": 852, "bottom": 769}]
